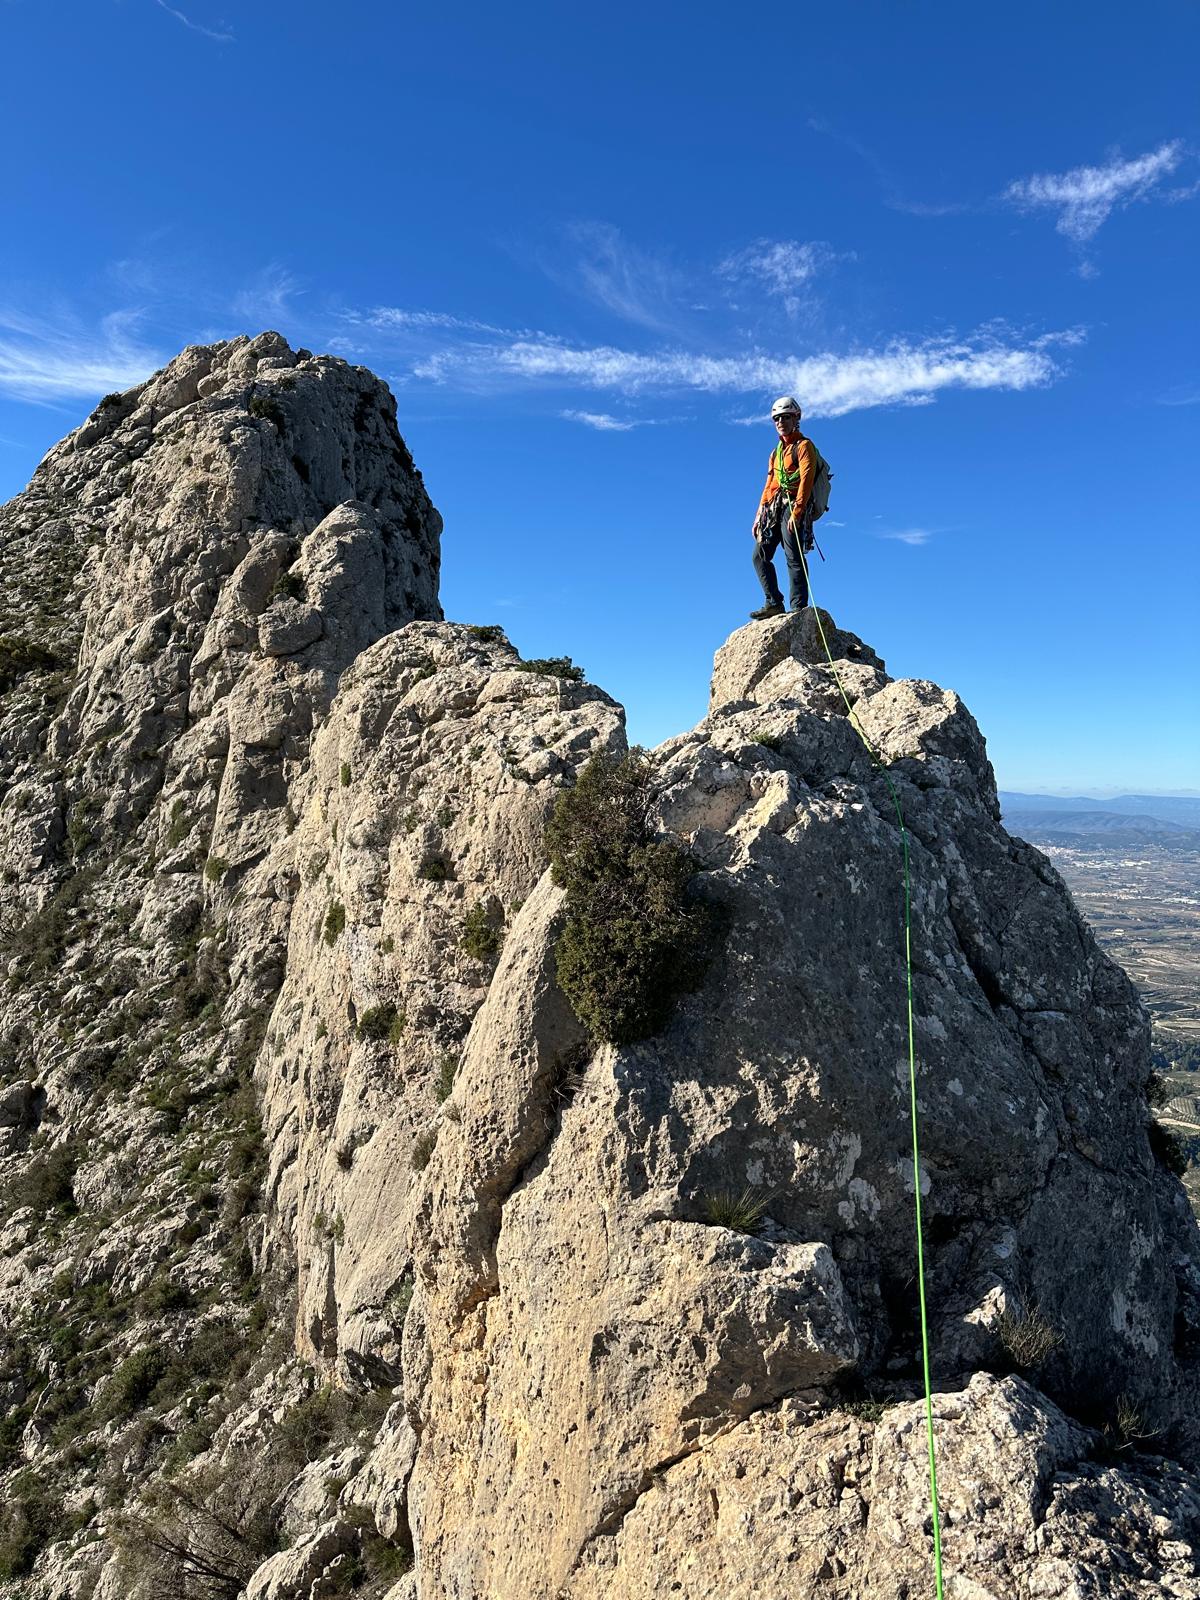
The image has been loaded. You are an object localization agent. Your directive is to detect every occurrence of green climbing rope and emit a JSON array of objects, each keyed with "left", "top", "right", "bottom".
[{"left": 792, "top": 517, "right": 946, "bottom": 1600}]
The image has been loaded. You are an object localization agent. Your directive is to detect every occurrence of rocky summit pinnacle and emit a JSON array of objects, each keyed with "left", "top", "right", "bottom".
[{"left": 0, "top": 338, "right": 1197, "bottom": 1600}]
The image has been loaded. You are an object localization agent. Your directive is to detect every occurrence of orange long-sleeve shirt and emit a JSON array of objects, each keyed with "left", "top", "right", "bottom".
[{"left": 758, "top": 433, "right": 816, "bottom": 524}]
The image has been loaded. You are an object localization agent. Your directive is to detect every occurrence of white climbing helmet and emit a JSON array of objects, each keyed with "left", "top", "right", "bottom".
[{"left": 770, "top": 396, "right": 802, "bottom": 420}]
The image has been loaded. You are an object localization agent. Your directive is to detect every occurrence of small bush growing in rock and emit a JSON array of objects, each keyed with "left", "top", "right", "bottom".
[
  {"left": 702, "top": 1187, "right": 768, "bottom": 1235},
  {"left": 66, "top": 797, "right": 99, "bottom": 858},
  {"left": 1149, "top": 1119, "right": 1195, "bottom": 1177},
  {"left": 410, "top": 1128, "right": 437, "bottom": 1171},
  {"left": 5, "top": 1143, "right": 78, "bottom": 1216},
  {"left": 0, "top": 635, "right": 59, "bottom": 693},
  {"left": 138, "top": 1278, "right": 193, "bottom": 1316},
  {"left": 271, "top": 569, "right": 306, "bottom": 604},
  {"left": 1145, "top": 1070, "right": 1169, "bottom": 1107},
  {"left": 434, "top": 1052, "right": 458, "bottom": 1102},
  {"left": 204, "top": 856, "right": 229, "bottom": 883},
  {"left": 461, "top": 903, "right": 503, "bottom": 962},
  {"left": 248, "top": 393, "right": 285, "bottom": 431},
  {"left": 545, "top": 751, "right": 725, "bottom": 1045},
  {"left": 324, "top": 903, "right": 346, "bottom": 945},
  {"left": 356, "top": 1004, "right": 405, "bottom": 1044},
  {"left": 340, "top": 762, "right": 352, "bottom": 786},
  {"left": 516, "top": 655, "right": 584, "bottom": 682},
  {"left": 416, "top": 854, "right": 451, "bottom": 882},
  {"left": 165, "top": 799, "right": 193, "bottom": 848},
  {"left": 995, "top": 1302, "right": 1062, "bottom": 1371},
  {"left": 94, "top": 1347, "right": 171, "bottom": 1424},
  {"left": 467, "top": 624, "right": 505, "bottom": 643},
  {"left": 0, "top": 1473, "right": 91, "bottom": 1579},
  {"left": 751, "top": 728, "right": 784, "bottom": 753},
  {"left": 327, "top": 1506, "right": 414, "bottom": 1592}
]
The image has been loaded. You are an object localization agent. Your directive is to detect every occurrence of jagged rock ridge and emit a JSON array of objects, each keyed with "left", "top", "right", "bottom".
[{"left": 0, "top": 336, "right": 1197, "bottom": 1600}]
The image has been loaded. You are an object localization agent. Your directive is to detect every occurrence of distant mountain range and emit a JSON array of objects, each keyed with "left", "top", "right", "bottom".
[
  {"left": 1000, "top": 792, "right": 1200, "bottom": 826},
  {"left": 1000, "top": 793, "right": 1200, "bottom": 851}
]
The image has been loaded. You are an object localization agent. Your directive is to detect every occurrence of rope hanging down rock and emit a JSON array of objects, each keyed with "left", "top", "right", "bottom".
[{"left": 790, "top": 514, "right": 946, "bottom": 1600}]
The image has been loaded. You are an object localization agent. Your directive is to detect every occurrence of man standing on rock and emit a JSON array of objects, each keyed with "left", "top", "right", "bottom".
[{"left": 749, "top": 396, "right": 815, "bottom": 620}]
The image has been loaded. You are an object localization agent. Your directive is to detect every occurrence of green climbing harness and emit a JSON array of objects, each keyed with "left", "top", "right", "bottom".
[
  {"left": 790, "top": 513, "right": 946, "bottom": 1600},
  {"left": 774, "top": 437, "right": 833, "bottom": 523}
]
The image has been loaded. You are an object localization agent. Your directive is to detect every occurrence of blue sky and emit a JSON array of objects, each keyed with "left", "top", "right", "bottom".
[{"left": 1, "top": 1, "right": 1197, "bottom": 792}]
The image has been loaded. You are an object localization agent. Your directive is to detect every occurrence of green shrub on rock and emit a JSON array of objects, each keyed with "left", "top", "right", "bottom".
[
  {"left": 356, "top": 1004, "right": 405, "bottom": 1044},
  {"left": 0, "top": 635, "right": 58, "bottom": 693},
  {"left": 545, "top": 751, "right": 724, "bottom": 1045},
  {"left": 516, "top": 655, "right": 584, "bottom": 682},
  {"left": 461, "top": 903, "right": 503, "bottom": 962}
]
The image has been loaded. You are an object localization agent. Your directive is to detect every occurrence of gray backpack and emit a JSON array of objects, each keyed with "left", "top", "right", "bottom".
[{"left": 808, "top": 442, "right": 833, "bottom": 522}]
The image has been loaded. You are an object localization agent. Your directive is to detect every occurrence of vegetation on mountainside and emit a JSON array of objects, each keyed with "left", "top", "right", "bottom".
[
  {"left": 0, "top": 634, "right": 59, "bottom": 693},
  {"left": 113, "top": 1381, "right": 408, "bottom": 1599},
  {"left": 545, "top": 750, "right": 725, "bottom": 1045},
  {"left": 0, "top": 894, "right": 280, "bottom": 1582},
  {"left": 516, "top": 655, "right": 584, "bottom": 682}
]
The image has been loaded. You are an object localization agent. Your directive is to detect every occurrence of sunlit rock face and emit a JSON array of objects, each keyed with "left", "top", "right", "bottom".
[{"left": 1, "top": 341, "right": 1197, "bottom": 1600}]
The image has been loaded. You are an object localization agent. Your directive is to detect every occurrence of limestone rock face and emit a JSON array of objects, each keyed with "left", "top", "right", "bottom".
[
  {"left": 402, "top": 610, "right": 1200, "bottom": 1600},
  {"left": 0, "top": 334, "right": 445, "bottom": 1598},
  {"left": 2, "top": 350, "right": 1199, "bottom": 1600},
  {"left": 257, "top": 622, "right": 624, "bottom": 1381}
]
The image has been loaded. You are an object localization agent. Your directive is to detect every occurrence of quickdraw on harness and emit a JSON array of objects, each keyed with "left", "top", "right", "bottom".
[{"left": 788, "top": 509, "right": 946, "bottom": 1600}]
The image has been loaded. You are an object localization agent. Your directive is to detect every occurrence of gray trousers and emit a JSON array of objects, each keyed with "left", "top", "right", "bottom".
[{"left": 753, "top": 498, "right": 810, "bottom": 611}]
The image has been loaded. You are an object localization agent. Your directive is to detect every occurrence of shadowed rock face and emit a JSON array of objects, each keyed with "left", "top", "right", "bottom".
[{"left": 1, "top": 349, "right": 1198, "bottom": 1600}]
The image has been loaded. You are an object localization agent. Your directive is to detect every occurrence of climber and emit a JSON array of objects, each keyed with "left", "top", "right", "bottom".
[{"left": 749, "top": 395, "right": 815, "bottom": 620}]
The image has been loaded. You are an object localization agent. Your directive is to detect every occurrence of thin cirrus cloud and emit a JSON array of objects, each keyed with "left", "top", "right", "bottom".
[
  {"left": 877, "top": 527, "right": 935, "bottom": 546},
  {"left": 411, "top": 326, "right": 1074, "bottom": 419},
  {"left": 0, "top": 308, "right": 166, "bottom": 404},
  {"left": 718, "top": 239, "right": 851, "bottom": 315},
  {"left": 556, "top": 222, "right": 687, "bottom": 334},
  {"left": 561, "top": 410, "right": 637, "bottom": 432},
  {"left": 1003, "top": 141, "right": 1186, "bottom": 245},
  {"left": 152, "top": 1, "right": 235, "bottom": 44},
  {"left": 231, "top": 265, "right": 304, "bottom": 324}
]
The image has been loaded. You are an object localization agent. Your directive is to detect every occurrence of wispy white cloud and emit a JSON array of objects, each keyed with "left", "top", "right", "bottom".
[
  {"left": 1004, "top": 141, "right": 1186, "bottom": 246},
  {"left": 718, "top": 239, "right": 850, "bottom": 316},
  {"left": 877, "top": 527, "right": 935, "bottom": 546},
  {"left": 561, "top": 410, "right": 637, "bottom": 431},
  {"left": 887, "top": 198, "right": 973, "bottom": 218},
  {"left": 1157, "top": 384, "right": 1200, "bottom": 407},
  {"left": 232, "top": 264, "right": 302, "bottom": 326},
  {"left": 347, "top": 306, "right": 522, "bottom": 338},
  {"left": 0, "top": 307, "right": 165, "bottom": 403},
  {"left": 557, "top": 223, "right": 685, "bottom": 333},
  {"left": 413, "top": 326, "right": 1070, "bottom": 418},
  {"left": 152, "top": 0, "right": 234, "bottom": 43}
]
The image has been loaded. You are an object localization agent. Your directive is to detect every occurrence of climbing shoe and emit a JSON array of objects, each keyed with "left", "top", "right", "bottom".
[{"left": 749, "top": 603, "right": 784, "bottom": 620}]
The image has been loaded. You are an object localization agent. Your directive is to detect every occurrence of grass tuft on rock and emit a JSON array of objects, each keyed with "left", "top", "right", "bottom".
[
  {"left": 545, "top": 750, "right": 725, "bottom": 1045},
  {"left": 702, "top": 1187, "right": 769, "bottom": 1235},
  {"left": 995, "top": 1301, "right": 1062, "bottom": 1371}
]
